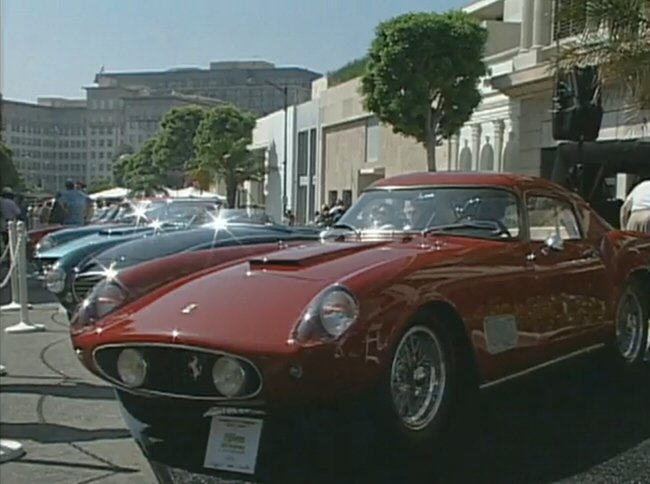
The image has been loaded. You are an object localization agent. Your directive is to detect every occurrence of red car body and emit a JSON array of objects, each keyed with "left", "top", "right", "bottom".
[{"left": 70, "top": 172, "right": 650, "bottom": 480}]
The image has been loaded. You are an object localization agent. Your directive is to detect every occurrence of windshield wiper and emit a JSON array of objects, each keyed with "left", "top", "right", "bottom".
[{"left": 422, "top": 220, "right": 502, "bottom": 235}]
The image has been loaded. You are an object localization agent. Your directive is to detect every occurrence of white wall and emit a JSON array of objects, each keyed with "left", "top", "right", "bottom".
[
  {"left": 250, "top": 108, "right": 296, "bottom": 221},
  {"left": 503, "top": 0, "right": 523, "bottom": 22}
]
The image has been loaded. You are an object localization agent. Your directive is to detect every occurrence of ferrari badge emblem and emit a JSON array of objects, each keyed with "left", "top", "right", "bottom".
[{"left": 188, "top": 355, "right": 202, "bottom": 381}]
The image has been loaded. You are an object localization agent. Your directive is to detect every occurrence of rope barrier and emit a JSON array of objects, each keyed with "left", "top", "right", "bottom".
[
  {"left": 0, "top": 242, "right": 10, "bottom": 263},
  {"left": 0, "top": 235, "right": 22, "bottom": 289}
]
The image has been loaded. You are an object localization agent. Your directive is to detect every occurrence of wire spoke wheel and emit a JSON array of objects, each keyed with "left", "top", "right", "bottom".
[
  {"left": 616, "top": 289, "right": 646, "bottom": 362},
  {"left": 390, "top": 326, "right": 447, "bottom": 431}
]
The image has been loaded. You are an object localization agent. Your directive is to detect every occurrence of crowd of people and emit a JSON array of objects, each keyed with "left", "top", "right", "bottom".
[{"left": 0, "top": 180, "right": 94, "bottom": 248}]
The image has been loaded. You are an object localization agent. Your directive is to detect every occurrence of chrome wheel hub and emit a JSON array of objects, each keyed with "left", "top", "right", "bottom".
[
  {"left": 616, "top": 291, "right": 646, "bottom": 362},
  {"left": 390, "top": 326, "right": 446, "bottom": 431}
]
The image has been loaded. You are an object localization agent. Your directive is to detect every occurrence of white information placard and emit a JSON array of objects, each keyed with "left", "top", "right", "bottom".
[{"left": 203, "top": 416, "right": 263, "bottom": 475}]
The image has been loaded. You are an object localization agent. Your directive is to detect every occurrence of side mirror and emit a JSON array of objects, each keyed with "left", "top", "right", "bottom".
[{"left": 544, "top": 233, "right": 564, "bottom": 252}]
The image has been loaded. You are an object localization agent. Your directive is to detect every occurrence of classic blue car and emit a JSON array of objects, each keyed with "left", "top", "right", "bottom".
[
  {"left": 37, "top": 200, "right": 222, "bottom": 307},
  {"left": 69, "top": 223, "right": 321, "bottom": 310}
]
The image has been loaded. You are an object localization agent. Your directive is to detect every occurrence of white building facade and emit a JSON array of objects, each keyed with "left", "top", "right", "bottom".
[{"left": 453, "top": 0, "right": 650, "bottom": 192}]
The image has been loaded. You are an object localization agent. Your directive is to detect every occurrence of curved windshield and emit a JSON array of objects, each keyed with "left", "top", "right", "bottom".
[
  {"left": 335, "top": 187, "right": 521, "bottom": 239},
  {"left": 212, "top": 208, "right": 275, "bottom": 225}
]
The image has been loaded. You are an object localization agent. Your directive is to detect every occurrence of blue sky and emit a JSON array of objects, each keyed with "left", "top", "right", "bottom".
[{"left": 2, "top": 0, "right": 468, "bottom": 102}]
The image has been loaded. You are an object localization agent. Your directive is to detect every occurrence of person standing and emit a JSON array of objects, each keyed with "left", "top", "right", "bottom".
[
  {"left": 1, "top": 187, "right": 21, "bottom": 247},
  {"left": 620, "top": 179, "right": 650, "bottom": 232},
  {"left": 55, "top": 180, "right": 92, "bottom": 226}
]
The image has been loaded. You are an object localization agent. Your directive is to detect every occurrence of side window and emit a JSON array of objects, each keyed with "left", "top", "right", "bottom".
[{"left": 527, "top": 195, "right": 582, "bottom": 242}]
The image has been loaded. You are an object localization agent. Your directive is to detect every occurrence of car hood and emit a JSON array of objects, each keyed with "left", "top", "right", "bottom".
[
  {"left": 99, "top": 238, "right": 470, "bottom": 352},
  {"left": 47, "top": 223, "right": 129, "bottom": 244},
  {"left": 36, "top": 227, "right": 155, "bottom": 260}
]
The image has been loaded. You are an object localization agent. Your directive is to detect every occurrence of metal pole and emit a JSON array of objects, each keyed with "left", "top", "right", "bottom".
[
  {"left": 4, "top": 222, "right": 44, "bottom": 333},
  {"left": 282, "top": 86, "right": 288, "bottom": 217},
  {"left": 17, "top": 222, "right": 30, "bottom": 326},
  {"left": 1, "top": 222, "right": 20, "bottom": 311}
]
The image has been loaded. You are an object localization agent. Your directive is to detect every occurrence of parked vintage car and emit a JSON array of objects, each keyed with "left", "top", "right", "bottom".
[
  {"left": 70, "top": 172, "right": 650, "bottom": 481},
  {"left": 39, "top": 199, "right": 221, "bottom": 308},
  {"left": 31, "top": 199, "right": 160, "bottom": 258},
  {"left": 67, "top": 223, "right": 321, "bottom": 316}
]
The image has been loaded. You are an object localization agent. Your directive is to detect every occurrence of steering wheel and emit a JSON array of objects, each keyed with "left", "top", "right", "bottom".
[{"left": 458, "top": 215, "right": 513, "bottom": 239}]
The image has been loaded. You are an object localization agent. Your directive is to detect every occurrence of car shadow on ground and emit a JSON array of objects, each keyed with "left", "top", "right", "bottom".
[
  {"left": 276, "top": 354, "right": 650, "bottom": 484},
  {"left": 0, "top": 422, "right": 131, "bottom": 444},
  {"left": 0, "top": 381, "right": 116, "bottom": 400}
]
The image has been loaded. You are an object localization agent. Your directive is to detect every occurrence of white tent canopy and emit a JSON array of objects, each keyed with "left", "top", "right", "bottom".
[
  {"left": 163, "top": 187, "right": 225, "bottom": 201},
  {"left": 90, "top": 187, "right": 129, "bottom": 200}
]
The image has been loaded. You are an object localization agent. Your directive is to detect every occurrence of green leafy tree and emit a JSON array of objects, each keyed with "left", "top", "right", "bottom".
[
  {"left": 153, "top": 106, "right": 206, "bottom": 187},
  {"left": 193, "top": 105, "right": 264, "bottom": 207},
  {"left": 87, "top": 179, "right": 114, "bottom": 194},
  {"left": 0, "top": 141, "right": 23, "bottom": 189},
  {"left": 361, "top": 11, "right": 487, "bottom": 171},
  {"left": 328, "top": 57, "right": 369, "bottom": 87},
  {"left": 113, "top": 139, "right": 163, "bottom": 195},
  {"left": 555, "top": 0, "right": 650, "bottom": 110}
]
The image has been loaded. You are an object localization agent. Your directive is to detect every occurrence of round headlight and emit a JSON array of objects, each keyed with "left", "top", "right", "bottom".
[
  {"left": 45, "top": 266, "right": 66, "bottom": 294},
  {"left": 318, "top": 288, "right": 359, "bottom": 338},
  {"left": 36, "top": 236, "right": 55, "bottom": 253},
  {"left": 116, "top": 349, "right": 147, "bottom": 387},
  {"left": 91, "top": 282, "right": 126, "bottom": 320},
  {"left": 212, "top": 357, "right": 246, "bottom": 397}
]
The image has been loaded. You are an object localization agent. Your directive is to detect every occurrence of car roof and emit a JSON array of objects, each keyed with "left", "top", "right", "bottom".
[{"left": 370, "top": 171, "right": 567, "bottom": 193}]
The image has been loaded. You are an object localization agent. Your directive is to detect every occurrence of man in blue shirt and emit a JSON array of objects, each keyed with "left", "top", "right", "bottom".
[{"left": 56, "top": 180, "right": 92, "bottom": 225}]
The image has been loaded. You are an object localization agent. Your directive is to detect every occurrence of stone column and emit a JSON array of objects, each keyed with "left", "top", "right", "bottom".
[
  {"left": 450, "top": 135, "right": 460, "bottom": 170},
  {"left": 471, "top": 124, "right": 482, "bottom": 171},
  {"left": 532, "top": 0, "right": 546, "bottom": 48},
  {"left": 493, "top": 121, "right": 505, "bottom": 172},
  {"left": 520, "top": 0, "right": 534, "bottom": 51}
]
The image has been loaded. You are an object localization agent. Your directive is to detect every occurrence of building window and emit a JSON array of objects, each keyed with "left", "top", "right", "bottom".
[
  {"left": 297, "top": 130, "right": 309, "bottom": 176},
  {"left": 328, "top": 190, "right": 338, "bottom": 207},
  {"left": 365, "top": 116, "right": 380, "bottom": 162},
  {"left": 308, "top": 128, "right": 317, "bottom": 177},
  {"left": 342, "top": 190, "right": 352, "bottom": 207}
]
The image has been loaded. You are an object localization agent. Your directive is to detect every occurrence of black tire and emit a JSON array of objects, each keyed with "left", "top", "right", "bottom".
[
  {"left": 372, "top": 315, "right": 471, "bottom": 457},
  {"left": 612, "top": 279, "right": 649, "bottom": 373}
]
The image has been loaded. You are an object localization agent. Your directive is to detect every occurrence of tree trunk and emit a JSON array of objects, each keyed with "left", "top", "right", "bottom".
[
  {"left": 226, "top": 181, "right": 237, "bottom": 209},
  {"left": 425, "top": 108, "right": 437, "bottom": 172}
]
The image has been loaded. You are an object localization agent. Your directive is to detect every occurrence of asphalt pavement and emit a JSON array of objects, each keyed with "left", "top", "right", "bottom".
[{"left": 1, "top": 266, "right": 649, "bottom": 483}]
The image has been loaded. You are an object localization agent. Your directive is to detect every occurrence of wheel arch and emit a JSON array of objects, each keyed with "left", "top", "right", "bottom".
[{"left": 410, "top": 300, "right": 481, "bottom": 387}]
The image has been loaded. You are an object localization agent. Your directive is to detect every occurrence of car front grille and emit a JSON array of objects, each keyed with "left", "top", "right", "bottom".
[
  {"left": 93, "top": 344, "right": 262, "bottom": 400},
  {"left": 34, "top": 257, "right": 58, "bottom": 276},
  {"left": 72, "top": 273, "right": 104, "bottom": 303}
]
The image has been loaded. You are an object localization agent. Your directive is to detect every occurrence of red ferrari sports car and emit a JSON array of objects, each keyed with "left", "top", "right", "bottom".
[{"left": 70, "top": 172, "right": 650, "bottom": 481}]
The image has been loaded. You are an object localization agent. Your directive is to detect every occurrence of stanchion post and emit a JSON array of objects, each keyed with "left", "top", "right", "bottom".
[
  {"left": 4, "top": 222, "right": 45, "bottom": 334},
  {"left": 17, "top": 222, "right": 31, "bottom": 326},
  {"left": 1, "top": 222, "right": 21, "bottom": 312}
]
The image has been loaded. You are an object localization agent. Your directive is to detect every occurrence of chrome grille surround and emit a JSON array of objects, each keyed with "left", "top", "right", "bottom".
[{"left": 92, "top": 343, "right": 263, "bottom": 401}]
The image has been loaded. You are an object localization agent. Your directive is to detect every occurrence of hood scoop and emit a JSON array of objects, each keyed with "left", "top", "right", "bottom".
[{"left": 248, "top": 242, "right": 383, "bottom": 270}]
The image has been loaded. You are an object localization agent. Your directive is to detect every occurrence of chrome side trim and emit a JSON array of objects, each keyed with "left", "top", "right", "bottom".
[
  {"left": 479, "top": 343, "right": 607, "bottom": 390},
  {"left": 91, "top": 342, "right": 264, "bottom": 401}
]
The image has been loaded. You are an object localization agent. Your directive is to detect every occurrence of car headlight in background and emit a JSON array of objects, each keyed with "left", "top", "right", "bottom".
[
  {"left": 45, "top": 265, "right": 66, "bottom": 294},
  {"left": 212, "top": 356, "right": 246, "bottom": 397},
  {"left": 292, "top": 285, "right": 360, "bottom": 344},
  {"left": 73, "top": 280, "right": 127, "bottom": 327},
  {"left": 36, "top": 236, "right": 54, "bottom": 253},
  {"left": 116, "top": 349, "right": 147, "bottom": 387},
  {"left": 88, "top": 280, "right": 127, "bottom": 320}
]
